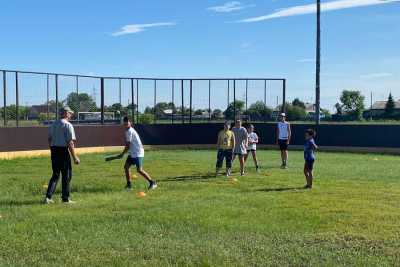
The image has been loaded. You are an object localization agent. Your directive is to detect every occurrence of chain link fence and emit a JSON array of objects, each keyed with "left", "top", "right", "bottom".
[{"left": 0, "top": 69, "right": 286, "bottom": 127}]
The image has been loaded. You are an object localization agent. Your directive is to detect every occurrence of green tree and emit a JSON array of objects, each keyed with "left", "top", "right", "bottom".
[
  {"left": 244, "top": 101, "right": 272, "bottom": 121},
  {"left": 339, "top": 90, "right": 365, "bottom": 120},
  {"left": 285, "top": 104, "right": 307, "bottom": 121},
  {"left": 223, "top": 100, "right": 245, "bottom": 120},
  {"left": 211, "top": 109, "right": 223, "bottom": 119},
  {"left": 145, "top": 102, "right": 176, "bottom": 117},
  {"left": 384, "top": 93, "right": 396, "bottom": 118},
  {"left": 334, "top": 103, "right": 343, "bottom": 115},
  {"left": 292, "top": 98, "right": 306, "bottom": 109},
  {"left": 65, "top": 92, "right": 97, "bottom": 113},
  {"left": 194, "top": 109, "right": 204, "bottom": 116}
]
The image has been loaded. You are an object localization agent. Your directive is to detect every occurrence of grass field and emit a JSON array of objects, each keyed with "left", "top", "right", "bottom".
[{"left": 1, "top": 149, "right": 399, "bottom": 266}]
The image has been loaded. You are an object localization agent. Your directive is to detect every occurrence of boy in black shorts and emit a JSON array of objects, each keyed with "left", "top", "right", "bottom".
[{"left": 304, "top": 129, "right": 318, "bottom": 189}]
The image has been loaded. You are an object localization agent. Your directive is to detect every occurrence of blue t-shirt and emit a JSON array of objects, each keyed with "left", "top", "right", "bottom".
[{"left": 304, "top": 138, "right": 316, "bottom": 161}]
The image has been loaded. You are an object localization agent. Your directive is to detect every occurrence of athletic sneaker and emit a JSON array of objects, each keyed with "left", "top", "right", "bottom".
[
  {"left": 240, "top": 171, "right": 245, "bottom": 176},
  {"left": 148, "top": 181, "right": 157, "bottom": 190},
  {"left": 63, "top": 199, "right": 76, "bottom": 204},
  {"left": 43, "top": 197, "right": 54, "bottom": 204},
  {"left": 226, "top": 169, "right": 231, "bottom": 177},
  {"left": 256, "top": 166, "right": 260, "bottom": 173}
]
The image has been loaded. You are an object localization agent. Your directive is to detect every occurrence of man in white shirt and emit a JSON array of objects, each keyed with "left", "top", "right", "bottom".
[
  {"left": 276, "top": 113, "right": 291, "bottom": 169},
  {"left": 118, "top": 117, "right": 157, "bottom": 191},
  {"left": 44, "top": 106, "right": 80, "bottom": 204},
  {"left": 232, "top": 119, "right": 248, "bottom": 176}
]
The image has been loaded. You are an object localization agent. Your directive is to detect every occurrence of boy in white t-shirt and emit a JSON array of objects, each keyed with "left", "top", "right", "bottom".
[
  {"left": 244, "top": 124, "right": 260, "bottom": 172},
  {"left": 117, "top": 117, "right": 157, "bottom": 191},
  {"left": 276, "top": 113, "right": 291, "bottom": 169}
]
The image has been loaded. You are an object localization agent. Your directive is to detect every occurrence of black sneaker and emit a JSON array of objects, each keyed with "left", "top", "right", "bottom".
[
  {"left": 148, "top": 181, "right": 158, "bottom": 190},
  {"left": 125, "top": 184, "right": 133, "bottom": 191}
]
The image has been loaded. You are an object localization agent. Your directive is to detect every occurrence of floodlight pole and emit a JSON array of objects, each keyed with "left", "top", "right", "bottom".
[{"left": 315, "top": 0, "right": 321, "bottom": 125}]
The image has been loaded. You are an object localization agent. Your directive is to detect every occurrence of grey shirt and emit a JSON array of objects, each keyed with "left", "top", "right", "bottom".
[
  {"left": 48, "top": 119, "right": 76, "bottom": 147},
  {"left": 232, "top": 126, "right": 248, "bottom": 154}
]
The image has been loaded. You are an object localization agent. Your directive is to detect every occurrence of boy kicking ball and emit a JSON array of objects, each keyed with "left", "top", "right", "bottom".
[
  {"left": 117, "top": 116, "right": 157, "bottom": 191},
  {"left": 304, "top": 129, "right": 318, "bottom": 189},
  {"left": 216, "top": 121, "right": 235, "bottom": 177}
]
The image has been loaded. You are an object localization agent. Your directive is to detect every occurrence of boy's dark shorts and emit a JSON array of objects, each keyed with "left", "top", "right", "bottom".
[
  {"left": 216, "top": 149, "right": 233, "bottom": 169},
  {"left": 126, "top": 156, "right": 144, "bottom": 170},
  {"left": 305, "top": 159, "right": 315, "bottom": 170},
  {"left": 278, "top": 139, "right": 289, "bottom": 150}
]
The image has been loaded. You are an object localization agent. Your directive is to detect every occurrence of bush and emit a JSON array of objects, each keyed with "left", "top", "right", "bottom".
[
  {"left": 286, "top": 104, "right": 307, "bottom": 121},
  {"left": 138, "top": 113, "right": 155, "bottom": 124}
]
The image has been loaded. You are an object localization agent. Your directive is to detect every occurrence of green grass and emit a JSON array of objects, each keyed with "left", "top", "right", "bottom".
[{"left": 1, "top": 150, "right": 400, "bottom": 266}]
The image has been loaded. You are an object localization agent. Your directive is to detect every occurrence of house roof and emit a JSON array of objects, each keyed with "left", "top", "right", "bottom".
[{"left": 371, "top": 100, "right": 400, "bottom": 110}]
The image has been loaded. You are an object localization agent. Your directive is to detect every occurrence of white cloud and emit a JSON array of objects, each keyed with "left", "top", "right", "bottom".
[
  {"left": 240, "top": 42, "right": 252, "bottom": 48},
  {"left": 112, "top": 22, "right": 176, "bottom": 36},
  {"left": 297, "top": 58, "right": 315, "bottom": 63},
  {"left": 360, "top": 72, "right": 393, "bottom": 79},
  {"left": 238, "top": 0, "right": 399, "bottom": 23},
  {"left": 208, "top": 1, "right": 253, "bottom": 13}
]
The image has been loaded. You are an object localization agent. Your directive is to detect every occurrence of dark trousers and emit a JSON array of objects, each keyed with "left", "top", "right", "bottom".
[
  {"left": 46, "top": 146, "right": 72, "bottom": 201},
  {"left": 216, "top": 149, "right": 233, "bottom": 169}
]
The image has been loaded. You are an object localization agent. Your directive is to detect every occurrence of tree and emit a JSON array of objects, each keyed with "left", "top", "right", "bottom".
[
  {"left": 65, "top": 92, "right": 97, "bottom": 113},
  {"left": 338, "top": 90, "right": 365, "bottom": 120},
  {"left": 211, "top": 109, "right": 223, "bottom": 119},
  {"left": 244, "top": 101, "right": 272, "bottom": 121},
  {"left": 223, "top": 100, "right": 245, "bottom": 120},
  {"left": 292, "top": 98, "right": 306, "bottom": 109},
  {"left": 194, "top": 109, "right": 204, "bottom": 116},
  {"left": 384, "top": 93, "right": 396, "bottom": 118},
  {"left": 285, "top": 104, "right": 307, "bottom": 121},
  {"left": 334, "top": 103, "right": 343, "bottom": 115},
  {"left": 321, "top": 108, "right": 331, "bottom": 119}
]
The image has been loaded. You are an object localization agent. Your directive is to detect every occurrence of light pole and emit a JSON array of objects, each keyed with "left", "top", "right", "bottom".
[{"left": 315, "top": 0, "right": 321, "bottom": 125}]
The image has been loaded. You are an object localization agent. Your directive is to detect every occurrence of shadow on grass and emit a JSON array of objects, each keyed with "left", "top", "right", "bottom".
[
  {"left": 256, "top": 187, "right": 307, "bottom": 192},
  {"left": 163, "top": 173, "right": 216, "bottom": 182},
  {"left": 0, "top": 199, "right": 40, "bottom": 207}
]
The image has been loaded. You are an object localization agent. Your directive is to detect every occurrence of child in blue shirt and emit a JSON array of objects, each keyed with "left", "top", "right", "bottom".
[{"left": 304, "top": 129, "right": 318, "bottom": 189}]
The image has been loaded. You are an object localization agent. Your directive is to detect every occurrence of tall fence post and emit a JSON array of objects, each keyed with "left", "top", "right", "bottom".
[
  {"left": 264, "top": 80, "right": 267, "bottom": 123},
  {"left": 46, "top": 74, "right": 49, "bottom": 122},
  {"left": 15, "top": 72, "right": 19, "bottom": 127},
  {"left": 100, "top": 77, "right": 104, "bottom": 124},
  {"left": 55, "top": 74, "right": 59, "bottom": 120},
  {"left": 131, "top": 79, "right": 135, "bottom": 123},
  {"left": 3, "top": 71, "right": 7, "bottom": 126},
  {"left": 227, "top": 80, "right": 230, "bottom": 108},
  {"left": 245, "top": 79, "right": 248, "bottom": 112},
  {"left": 76, "top": 76, "right": 79, "bottom": 124},
  {"left": 181, "top": 80, "right": 184, "bottom": 124},
  {"left": 282, "top": 79, "right": 286, "bottom": 112},
  {"left": 233, "top": 79, "right": 236, "bottom": 120},
  {"left": 119, "top": 78, "right": 122, "bottom": 107},
  {"left": 264, "top": 80, "right": 267, "bottom": 106},
  {"left": 208, "top": 80, "right": 211, "bottom": 122},
  {"left": 171, "top": 80, "right": 174, "bottom": 124},
  {"left": 154, "top": 80, "right": 157, "bottom": 123},
  {"left": 136, "top": 79, "right": 139, "bottom": 123},
  {"left": 189, "top": 79, "right": 193, "bottom": 124}
]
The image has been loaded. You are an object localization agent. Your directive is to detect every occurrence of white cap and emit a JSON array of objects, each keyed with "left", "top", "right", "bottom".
[{"left": 280, "top": 113, "right": 286, "bottom": 117}]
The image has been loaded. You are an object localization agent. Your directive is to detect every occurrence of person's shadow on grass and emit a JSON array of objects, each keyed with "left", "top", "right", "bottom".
[
  {"left": 255, "top": 187, "right": 307, "bottom": 192},
  {"left": 0, "top": 199, "right": 40, "bottom": 207},
  {"left": 164, "top": 173, "right": 216, "bottom": 182}
]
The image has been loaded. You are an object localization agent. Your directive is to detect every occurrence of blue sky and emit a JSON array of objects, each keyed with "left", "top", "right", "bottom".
[{"left": 1, "top": 0, "right": 399, "bottom": 111}]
